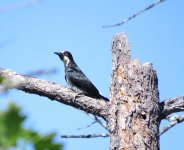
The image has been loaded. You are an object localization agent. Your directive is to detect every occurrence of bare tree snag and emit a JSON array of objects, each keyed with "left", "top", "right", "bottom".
[
  {"left": 1, "top": 32, "right": 184, "bottom": 150},
  {"left": 108, "top": 33, "right": 160, "bottom": 150}
]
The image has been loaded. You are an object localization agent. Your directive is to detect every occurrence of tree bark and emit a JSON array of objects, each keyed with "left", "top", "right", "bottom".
[
  {"left": 0, "top": 69, "right": 108, "bottom": 119},
  {"left": 107, "top": 33, "right": 160, "bottom": 150},
  {"left": 1, "top": 32, "right": 183, "bottom": 150},
  {"left": 160, "top": 96, "right": 184, "bottom": 119}
]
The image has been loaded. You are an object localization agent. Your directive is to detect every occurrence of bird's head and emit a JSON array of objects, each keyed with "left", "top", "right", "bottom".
[{"left": 54, "top": 51, "right": 74, "bottom": 67}]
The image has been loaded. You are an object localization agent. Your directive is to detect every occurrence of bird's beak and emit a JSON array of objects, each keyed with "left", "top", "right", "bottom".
[
  {"left": 54, "top": 52, "right": 60, "bottom": 56},
  {"left": 54, "top": 51, "right": 64, "bottom": 60}
]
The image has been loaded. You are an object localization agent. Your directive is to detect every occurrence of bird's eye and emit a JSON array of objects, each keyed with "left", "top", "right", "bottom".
[
  {"left": 63, "top": 52, "right": 67, "bottom": 56},
  {"left": 64, "top": 51, "right": 69, "bottom": 57}
]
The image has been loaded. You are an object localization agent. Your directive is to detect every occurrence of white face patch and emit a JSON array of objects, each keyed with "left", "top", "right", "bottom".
[{"left": 63, "top": 55, "right": 70, "bottom": 67}]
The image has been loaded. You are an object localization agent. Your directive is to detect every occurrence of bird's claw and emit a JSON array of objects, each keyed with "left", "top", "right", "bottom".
[{"left": 73, "top": 93, "right": 83, "bottom": 102}]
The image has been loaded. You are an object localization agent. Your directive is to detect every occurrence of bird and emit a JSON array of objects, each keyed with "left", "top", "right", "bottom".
[{"left": 54, "top": 51, "right": 109, "bottom": 101}]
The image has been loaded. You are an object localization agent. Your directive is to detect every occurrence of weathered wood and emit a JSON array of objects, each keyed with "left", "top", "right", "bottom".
[
  {"left": 108, "top": 33, "right": 160, "bottom": 150},
  {"left": 2, "top": 32, "right": 183, "bottom": 150},
  {"left": 160, "top": 96, "right": 184, "bottom": 119},
  {"left": 0, "top": 69, "right": 109, "bottom": 119}
]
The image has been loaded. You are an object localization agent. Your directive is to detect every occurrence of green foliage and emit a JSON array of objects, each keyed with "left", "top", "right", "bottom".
[
  {"left": 0, "top": 102, "right": 63, "bottom": 150},
  {"left": 0, "top": 103, "right": 26, "bottom": 147},
  {"left": 0, "top": 76, "right": 5, "bottom": 84}
]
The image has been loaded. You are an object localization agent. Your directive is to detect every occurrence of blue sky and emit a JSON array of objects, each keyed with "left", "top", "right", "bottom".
[{"left": 0, "top": 0, "right": 184, "bottom": 150}]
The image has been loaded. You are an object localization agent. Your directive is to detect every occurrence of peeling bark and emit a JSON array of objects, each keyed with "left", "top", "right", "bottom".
[
  {"left": 108, "top": 33, "right": 160, "bottom": 150},
  {"left": 0, "top": 32, "right": 183, "bottom": 150},
  {"left": 0, "top": 69, "right": 108, "bottom": 119},
  {"left": 160, "top": 96, "right": 184, "bottom": 119}
]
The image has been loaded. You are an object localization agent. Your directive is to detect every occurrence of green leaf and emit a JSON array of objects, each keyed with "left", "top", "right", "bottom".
[
  {"left": 0, "top": 76, "right": 5, "bottom": 84},
  {"left": 0, "top": 102, "right": 63, "bottom": 150},
  {"left": 0, "top": 103, "right": 26, "bottom": 146}
]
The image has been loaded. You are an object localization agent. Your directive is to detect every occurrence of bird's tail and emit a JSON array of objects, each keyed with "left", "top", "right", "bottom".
[{"left": 99, "top": 94, "right": 109, "bottom": 101}]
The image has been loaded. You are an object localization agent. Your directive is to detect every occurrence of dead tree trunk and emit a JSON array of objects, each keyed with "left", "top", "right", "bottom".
[
  {"left": 107, "top": 33, "right": 160, "bottom": 150},
  {"left": 2, "top": 33, "right": 183, "bottom": 150}
]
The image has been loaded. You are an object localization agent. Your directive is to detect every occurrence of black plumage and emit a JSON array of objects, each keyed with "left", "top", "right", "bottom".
[{"left": 54, "top": 51, "right": 109, "bottom": 101}]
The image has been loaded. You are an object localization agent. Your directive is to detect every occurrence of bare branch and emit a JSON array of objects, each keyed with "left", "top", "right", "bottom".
[
  {"left": 0, "top": 68, "right": 109, "bottom": 119},
  {"left": 0, "top": 68, "right": 58, "bottom": 94},
  {"left": 94, "top": 115, "right": 108, "bottom": 129},
  {"left": 25, "top": 68, "right": 58, "bottom": 76},
  {"left": 77, "top": 120, "right": 97, "bottom": 130},
  {"left": 77, "top": 113, "right": 108, "bottom": 130},
  {"left": 0, "top": 75, "right": 21, "bottom": 94},
  {"left": 0, "top": 0, "right": 41, "bottom": 13},
  {"left": 87, "top": 113, "right": 107, "bottom": 127},
  {"left": 61, "top": 133, "right": 109, "bottom": 138},
  {"left": 160, "top": 115, "right": 184, "bottom": 135},
  {"left": 102, "top": 0, "right": 166, "bottom": 28},
  {"left": 160, "top": 96, "right": 184, "bottom": 119}
]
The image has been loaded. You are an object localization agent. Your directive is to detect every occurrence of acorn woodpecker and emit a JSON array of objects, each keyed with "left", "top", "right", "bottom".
[{"left": 54, "top": 51, "right": 109, "bottom": 101}]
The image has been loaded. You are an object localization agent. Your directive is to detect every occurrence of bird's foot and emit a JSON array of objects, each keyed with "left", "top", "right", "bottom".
[{"left": 73, "top": 93, "right": 84, "bottom": 102}]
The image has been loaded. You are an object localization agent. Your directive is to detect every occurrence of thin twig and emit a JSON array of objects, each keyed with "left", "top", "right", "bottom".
[
  {"left": 77, "top": 120, "right": 97, "bottom": 130},
  {"left": 25, "top": 68, "right": 58, "bottom": 77},
  {"left": 61, "top": 133, "right": 109, "bottom": 138},
  {"left": 86, "top": 113, "right": 108, "bottom": 130},
  {"left": 160, "top": 115, "right": 184, "bottom": 136},
  {"left": 102, "top": 0, "right": 166, "bottom": 28},
  {"left": 0, "top": 0, "right": 42, "bottom": 13},
  {"left": 94, "top": 115, "right": 108, "bottom": 129}
]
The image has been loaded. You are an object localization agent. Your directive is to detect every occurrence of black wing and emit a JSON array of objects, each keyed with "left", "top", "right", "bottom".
[
  {"left": 65, "top": 75, "right": 68, "bottom": 85},
  {"left": 66, "top": 67, "right": 100, "bottom": 98}
]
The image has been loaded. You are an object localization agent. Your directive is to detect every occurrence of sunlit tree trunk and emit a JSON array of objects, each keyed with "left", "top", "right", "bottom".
[
  {"left": 107, "top": 33, "right": 160, "bottom": 150},
  {"left": 3, "top": 33, "right": 182, "bottom": 150}
]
